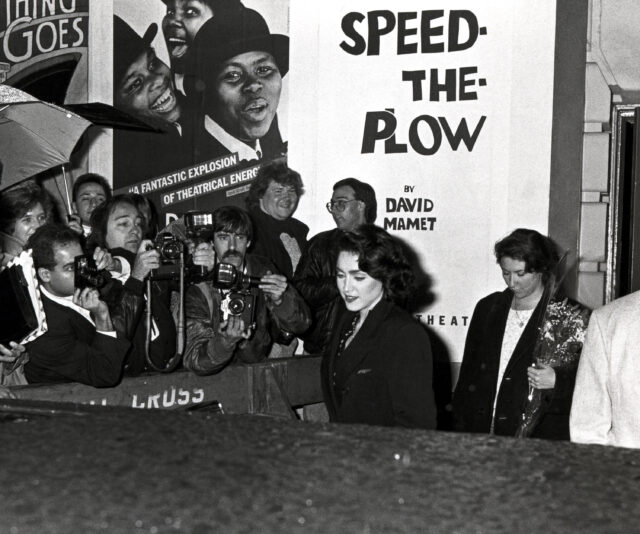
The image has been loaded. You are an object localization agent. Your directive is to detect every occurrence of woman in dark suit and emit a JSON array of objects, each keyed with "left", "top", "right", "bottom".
[
  {"left": 453, "top": 228, "right": 589, "bottom": 440},
  {"left": 323, "top": 225, "right": 436, "bottom": 429}
]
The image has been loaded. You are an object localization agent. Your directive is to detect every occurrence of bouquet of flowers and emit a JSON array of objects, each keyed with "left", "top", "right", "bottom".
[{"left": 515, "top": 296, "right": 590, "bottom": 437}]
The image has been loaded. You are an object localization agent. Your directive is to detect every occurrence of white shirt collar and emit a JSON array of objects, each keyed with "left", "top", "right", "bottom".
[
  {"left": 204, "top": 115, "right": 262, "bottom": 161},
  {"left": 82, "top": 224, "right": 92, "bottom": 237},
  {"left": 40, "top": 286, "right": 94, "bottom": 326}
]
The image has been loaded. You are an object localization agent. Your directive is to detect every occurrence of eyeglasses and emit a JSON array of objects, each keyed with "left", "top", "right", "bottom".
[{"left": 326, "top": 199, "right": 359, "bottom": 213}]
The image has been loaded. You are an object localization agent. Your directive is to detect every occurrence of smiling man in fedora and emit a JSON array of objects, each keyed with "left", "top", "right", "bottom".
[{"left": 184, "top": 6, "right": 288, "bottom": 164}]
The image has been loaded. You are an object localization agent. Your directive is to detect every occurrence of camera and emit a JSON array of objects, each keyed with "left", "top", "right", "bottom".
[
  {"left": 74, "top": 254, "right": 111, "bottom": 289},
  {"left": 184, "top": 212, "right": 215, "bottom": 282},
  {"left": 212, "top": 263, "right": 261, "bottom": 290},
  {"left": 212, "top": 263, "right": 260, "bottom": 328},
  {"left": 147, "top": 232, "right": 184, "bottom": 280}
]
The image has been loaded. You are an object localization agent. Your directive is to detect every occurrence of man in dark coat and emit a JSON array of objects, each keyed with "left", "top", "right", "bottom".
[
  {"left": 24, "top": 225, "right": 130, "bottom": 386},
  {"left": 294, "top": 178, "right": 377, "bottom": 355}
]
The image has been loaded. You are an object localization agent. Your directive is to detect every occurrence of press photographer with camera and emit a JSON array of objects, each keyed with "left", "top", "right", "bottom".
[
  {"left": 184, "top": 206, "right": 311, "bottom": 375},
  {"left": 87, "top": 196, "right": 178, "bottom": 375},
  {"left": 23, "top": 224, "right": 130, "bottom": 386}
]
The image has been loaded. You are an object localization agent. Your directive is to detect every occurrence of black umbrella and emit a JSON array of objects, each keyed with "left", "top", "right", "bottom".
[{"left": 63, "top": 102, "right": 166, "bottom": 132}]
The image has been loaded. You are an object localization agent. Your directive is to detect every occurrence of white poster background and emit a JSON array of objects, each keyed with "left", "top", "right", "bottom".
[{"left": 289, "top": 1, "right": 557, "bottom": 369}]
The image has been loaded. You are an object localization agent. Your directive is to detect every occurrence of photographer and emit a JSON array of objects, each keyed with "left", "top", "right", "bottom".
[
  {"left": 23, "top": 224, "right": 130, "bottom": 386},
  {"left": 87, "top": 196, "right": 177, "bottom": 375},
  {"left": 184, "top": 206, "right": 310, "bottom": 375}
]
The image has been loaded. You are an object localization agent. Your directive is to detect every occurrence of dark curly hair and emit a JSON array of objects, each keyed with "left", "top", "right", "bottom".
[
  {"left": 337, "top": 225, "right": 414, "bottom": 308},
  {"left": 0, "top": 182, "right": 52, "bottom": 235},
  {"left": 86, "top": 195, "right": 139, "bottom": 252},
  {"left": 245, "top": 159, "right": 304, "bottom": 211},
  {"left": 27, "top": 223, "right": 82, "bottom": 271},
  {"left": 494, "top": 228, "right": 560, "bottom": 283}
]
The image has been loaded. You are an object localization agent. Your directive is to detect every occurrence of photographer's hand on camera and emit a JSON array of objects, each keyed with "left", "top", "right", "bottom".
[
  {"left": 131, "top": 240, "right": 161, "bottom": 281},
  {"left": 218, "top": 315, "right": 252, "bottom": 348},
  {"left": 192, "top": 242, "right": 216, "bottom": 272},
  {"left": 259, "top": 271, "right": 288, "bottom": 306},
  {"left": 92, "top": 246, "right": 120, "bottom": 272},
  {"left": 74, "top": 287, "right": 114, "bottom": 332}
]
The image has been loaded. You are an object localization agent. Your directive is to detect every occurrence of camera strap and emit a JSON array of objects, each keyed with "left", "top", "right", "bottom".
[{"left": 144, "top": 253, "right": 185, "bottom": 373}]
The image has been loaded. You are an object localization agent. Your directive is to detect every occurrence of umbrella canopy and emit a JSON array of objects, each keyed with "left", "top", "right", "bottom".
[
  {"left": 0, "top": 85, "right": 91, "bottom": 190},
  {"left": 64, "top": 102, "right": 165, "bottom": 133}
]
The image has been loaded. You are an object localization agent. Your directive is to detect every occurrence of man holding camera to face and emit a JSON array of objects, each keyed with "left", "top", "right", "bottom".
[
  {"left": 184, "top": 206, "right": 310, "bottom": 375},
  {"left": 23, "top": 224, "right": 130, "bottom": 386}
]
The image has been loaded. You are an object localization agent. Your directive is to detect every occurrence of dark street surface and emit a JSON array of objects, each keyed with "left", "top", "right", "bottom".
[{"left": 1, "top": 404, "right": 639, "bottom": 533}]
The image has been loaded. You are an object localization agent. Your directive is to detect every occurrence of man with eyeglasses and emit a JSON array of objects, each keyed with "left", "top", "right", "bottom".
[
  {"left": 184, "top": 206, "right": 310, "bottom": 375},
  {"left": 294, "top": 178, "right": 377, "bottom": 355}
]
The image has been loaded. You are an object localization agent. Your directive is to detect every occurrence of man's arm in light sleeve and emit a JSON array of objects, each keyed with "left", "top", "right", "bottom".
[
  {"left": 184, "top": 283, "right": 235, "bottom": 375},
  {"left": 570, "top": 312, "right": 611, "bottom": 445}
]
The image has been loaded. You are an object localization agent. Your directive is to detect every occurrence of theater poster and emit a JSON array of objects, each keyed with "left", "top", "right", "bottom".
[
  {"left": 112, "top": 0, "right": 290, "bottom": 226},
  {"left": 0, "top": 1, "right": 89, "bottom": 102},
  {"left": 288, "top": 1, "right": 557, "bottom": 368}
]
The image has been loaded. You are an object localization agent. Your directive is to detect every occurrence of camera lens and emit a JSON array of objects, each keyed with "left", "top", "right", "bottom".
[
  {"left": 228, "top": 297, "right": 245, "bottom": 315},
  {"left": 161, "top": 241, "right": 181, "bottom": 260}
]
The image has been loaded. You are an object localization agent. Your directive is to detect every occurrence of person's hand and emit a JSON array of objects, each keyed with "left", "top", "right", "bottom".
[
  {"left": 192, "top": 242, "right": 216, "bottom": 272},
  {"left": 259, "top": 271, "right": 287, "bottom": 306},
  {"left": 131, "top": 240, "right": 161, "bottom": 281},
  {"left": 74, "top": 287, "right": 109, "bottom": 318},
  {"left": 217, "top": 315, "right": 252, "bottom": 347},
  {"left": 67, "top": 214, "right": 83, "bottom": 235},
  {"left": 92, "top": 246, "right": 117, "bottom": 272},
  {"left": 0, "top": 342, "right": 25, "bottom": 364},
  {"left": 528, "top": 363, "right": 556, "bottom": 389},
  {"left": 74, "top": 288, "right": 112, "bottom": 331}
]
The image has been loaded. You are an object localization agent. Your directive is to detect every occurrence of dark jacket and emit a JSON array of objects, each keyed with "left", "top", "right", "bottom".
[
  {"left": 293, "top": 228, "right": 344, "bottom": 354},
  {"left": 452, "top": 289, "right": 581, "bottom": 440},
  {"left": 184, "top": 254, "right": 311, "bottom": 375},
  {"left": 249, "top": 207, "right": 309, "bottom": 280},
  {"left": 25, "top": 294, "right": 130, "bottom": 386},
  {"left": 323, "top": 299, "right": 437, "bottom": 429},
  {"left": 101, "top": 248, "right": 177, "bottom": 375}
]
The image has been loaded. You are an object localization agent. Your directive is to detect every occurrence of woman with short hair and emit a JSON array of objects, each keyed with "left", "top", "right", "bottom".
[
  {"left": 323, "top": 225, "right": 436, "bottom": 429},
  {"left": 453, "top": 228, "right": 590, "bottom": 440},
  {"left": 0, "top": 182, "right": 51, "bottom": 268}
]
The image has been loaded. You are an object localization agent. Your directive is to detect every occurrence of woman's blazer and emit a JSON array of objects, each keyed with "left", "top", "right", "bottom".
[
  {"left": 323, "top": 299, "right": 436, "bottom": 429},
  {"left": 452, "top": 289, "right": 575, "bottom": 440}
]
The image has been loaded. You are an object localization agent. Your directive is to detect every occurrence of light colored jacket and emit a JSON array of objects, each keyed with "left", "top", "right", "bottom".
[{"left": 570, "top": 290, "right": 640, "bottom": 448}]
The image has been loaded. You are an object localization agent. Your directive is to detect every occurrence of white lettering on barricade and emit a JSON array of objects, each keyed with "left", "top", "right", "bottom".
[{"left": 88, "top": 387, "right": 208, "bottom": 409}]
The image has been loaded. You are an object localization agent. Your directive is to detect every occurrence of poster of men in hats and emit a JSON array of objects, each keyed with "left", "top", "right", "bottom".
[{"left": 112, "top": 0, "right": 289, "bottom": 225}]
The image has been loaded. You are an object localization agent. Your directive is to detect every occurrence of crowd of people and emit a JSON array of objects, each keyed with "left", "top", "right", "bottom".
[
  {"left": 1, "top": 160, "right": 638, "bottom": 449},
  {"left": 0, "top": 0, "right": 637, "bottom": 450}
]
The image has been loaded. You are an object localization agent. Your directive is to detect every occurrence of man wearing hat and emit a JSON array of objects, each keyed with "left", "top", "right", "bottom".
[
  {"left": 184, "top": 6, "right": 288, "bottom": 163},
  {"left": 113, "top": 16, "right": 190, "bottom": 187}
]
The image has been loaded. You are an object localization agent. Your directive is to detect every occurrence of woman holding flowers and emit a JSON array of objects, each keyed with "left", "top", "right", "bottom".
[{"left": 452, "top": 228, "right": 590, "bottom": 440}]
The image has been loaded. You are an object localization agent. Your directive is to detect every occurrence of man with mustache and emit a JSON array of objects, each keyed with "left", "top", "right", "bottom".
[
  {"left": 183, "top": 206, "right": 310, "bottom": 375},
  {"left": 184, "top": 5, "right": 288, "bottom": 164}
]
